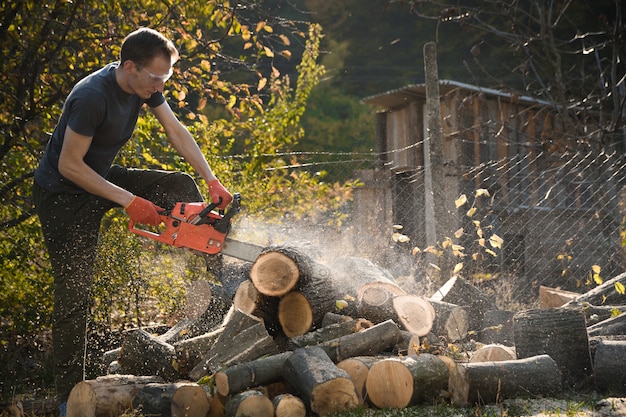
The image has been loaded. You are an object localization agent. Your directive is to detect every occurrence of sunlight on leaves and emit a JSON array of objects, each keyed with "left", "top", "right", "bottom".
[
  {"left": 476, "top": 188, "right": 490, "bottom": 197},
  {"left": 466, "top": 206, "right": 477, "bottom": 217},
  {"left": 455, "top": 194, "right": 467, "bottom": 208},
  {"left": 489, "top": 234, "right": 503, "bottom": 249},
  {"left": 453, "top": 262, "right": 463, "bottom": 274},
  {"left": 454, "top": 228, "right": 464, "bottom": 238},
  {"left": 615, "top": 282, "right": 625, "bottom": 295}
]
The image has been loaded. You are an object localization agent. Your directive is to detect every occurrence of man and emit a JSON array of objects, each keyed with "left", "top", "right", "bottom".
[{"left": 32, "top": 27, "right": 232, "bottom": 416}]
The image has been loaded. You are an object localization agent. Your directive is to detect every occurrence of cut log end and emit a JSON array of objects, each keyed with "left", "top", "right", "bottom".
[
  {"left": 250, "top": 252, "right": 300, "bottom": 297},
  {"left": 365, "top": 359, "right": 413, "bottom": 409},
  {"left": 278, "top": 291, "right": 313, "bottom": 337},
  {"left": 233, "top": 280, "right": 259, "bottom": 314},
  {"left": 392, "top": 295, "right": 435, "bottom": 336},
  {"left": 310, "top": 378, "right": 359, "bottom": 416}
]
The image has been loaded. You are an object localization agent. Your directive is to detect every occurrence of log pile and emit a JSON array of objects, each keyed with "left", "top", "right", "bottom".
[{"left": 65, "top": 248, "right": 625, "bottom": 416}]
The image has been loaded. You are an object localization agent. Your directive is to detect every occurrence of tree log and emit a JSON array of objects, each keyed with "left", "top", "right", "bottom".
[
  {"left": 395, "top": 330, "right": 421, "bottom": 356},
  {"left": 286, "top": 317, "right": 372, "bottom": 350},
  {"left": 272, "top": 394, "right": 306, "bottom": 417},
  {"left": 428, "top": 299, "right": 469, "bottom": 341},
  {"left": 587, "top": 312, "right": 626, "bottom": 337},
  {"left": 336, "top": 356, "right": 380, "bottom": 404},
  {"left": 189, "top": 320, "right": 278, "bottom": 381},
  {"left": 436, "top": 355, "right": 468, "bottom": 407},
  {"left": 479, "top": 310, "right": 515, "bottom": 345},
  {"left": 566, "top": 302, "right": 626, "bottom": 326},
  {"left": 430, "top": 275, "right": 496, "bottom": 332},
  {"left": 539, "top": 285, "right": 580, "bottom": 308},
  {"left": 514, "top": 308, "right": 593, "bottom": 389},
  {"left": 249, "top": 246, "right": 304, "bottom": 296},
  {"left": 224, "top": 390, "right": 273, "bottom": 417},
  {"left": 458, "top": 355, "right": 562, "bottom": 405},
  {"left": 321, "top": 312, "right": 354, "bottom": 327},
  {"left": 593, "top": 339, "right": 626, "bottom": 394},
  {"left": 132, "top": 382, "right": 210, "bottom": 417},
  {"left": 319, "top": 319, "right": 401, "bottom": 362},
  {"left": 331, "top": 256, "right": 403, "bottom": 306},
  {"left": 283, "top": 346, "right": 359, "bottom": 416},
  {"left": 564, "top": 271, "right": 626, "bottom": 306},
  {"left": 469, "top": 344, "right": 516, "bottom": 363},
  {"left": 66, "top": 375, "right": 163, "bottom": 417},
  {"left": 232, "top": 280, "right": 282, "bottom": 336},
  {"left": 215, "top": 352, "right": 293, "bottom": 396},
  {"left": 173, "top": 327, "right": 224, "bottom": 378},
  {"left": 359, "top": 289, "right": 435, "bottom": 336},
  {"left": 117, "top": 329, "right": 178, "bottom": 381},
  {"left": 364, "top": 354, "right": 449, "bottom": 408}
]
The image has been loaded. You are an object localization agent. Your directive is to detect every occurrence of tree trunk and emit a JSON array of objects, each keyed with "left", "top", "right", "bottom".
[
  {"left": 232, "top": 280, "right": 282, "bottom": 337},
  {"left": 189, "top": 321, "right": 278, "bottom": 381},
  {"left": 436, "top": 355, "right": 468, "bottom": 407},
  {"left": 364, "top": 354, "right": 449, "bottom": 408},
  {"left": 458, "top": 355, "right": 562, "bottom": 405},
  {"left": 428, "top": 299, "right": 468, "bottom": 341},
  {"left": 132, "top": 382, "right": 210, "bottom": 417},
  {"left": 513, "top": 307, "right": 593, "bottom": 390},
  {"left": 173, "top": 327, "right": 224, "bottom": 378},
  {"left": 336, "top": 356, "right": 380, "bottom": 404},
  {"left": 469, "top": 344, "right": 516, "bottom": 363},
  {"left": 593, "top": 339, "right": 626, "bottom": 394},
  {"left": 480, "top": 310, "right": 515, "bottom": 345},
  {"left": 587, "top": 312, "right": 626, "bottom": 337},
  {"left": 319, "top": 319, "right": 401, "bottom": 362},
  {"left": 272, "top": 394, "right": 306, "bottom": 417},
  {"left": 283, "top": 346, "right": 359, "bottom": 416},
  {"left": 359, "top": 289, "right": 435, "bottom": 336},
  {"left": 66, "top": 375, "right": 163, "bottom": 417},
  {"left": 287, "top": 317, "right": 372, "bottom": 350},
  {"left": 118, "top": 329, "right": 178, "bottom": 381},
  {"left": 430, "top": 275, "right": 495, "bottom": 332},
  {"left": 223, "top": 390, "right": 274, "bottom": 417},
  {"left": 214, "top": 352, "right": 292, "bottom": 397}
]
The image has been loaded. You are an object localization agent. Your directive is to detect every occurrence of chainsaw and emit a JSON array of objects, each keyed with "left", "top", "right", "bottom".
[{"left": 128, "top": 193, "right": 262, "bottom": 263}]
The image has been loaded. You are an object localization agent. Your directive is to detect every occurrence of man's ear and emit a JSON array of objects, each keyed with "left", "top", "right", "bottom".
[{"left": 122, "top": 60, "right": 138, "bottom": 75}]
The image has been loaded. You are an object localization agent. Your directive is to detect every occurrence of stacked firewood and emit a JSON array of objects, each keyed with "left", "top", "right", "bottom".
[{"left": 65, "top": 247, "right": 626, "bottom": 417}]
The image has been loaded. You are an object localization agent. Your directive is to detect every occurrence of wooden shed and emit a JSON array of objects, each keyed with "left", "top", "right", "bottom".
[{"left": 354, "top": 80, "right": 622, "bottom": 294}]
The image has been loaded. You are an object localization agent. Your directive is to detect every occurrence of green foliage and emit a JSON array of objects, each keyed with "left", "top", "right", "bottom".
[{"left": 0, "top": 0, "right": 356, "bottom": 399}]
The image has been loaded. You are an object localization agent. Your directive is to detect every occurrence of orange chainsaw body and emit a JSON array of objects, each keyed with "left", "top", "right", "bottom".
[{"left": 129, "top": 201, "right": 230, "bottom": 255}]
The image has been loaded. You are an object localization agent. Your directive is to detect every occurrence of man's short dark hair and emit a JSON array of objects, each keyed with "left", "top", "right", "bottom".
[{"left": 120, "top": 27, "right": 179, "bottom": 67}]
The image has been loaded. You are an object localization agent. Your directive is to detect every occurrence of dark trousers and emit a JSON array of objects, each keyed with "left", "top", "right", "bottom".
[{"left": 32, "top": 166, "right": 203, "bottom": 402}]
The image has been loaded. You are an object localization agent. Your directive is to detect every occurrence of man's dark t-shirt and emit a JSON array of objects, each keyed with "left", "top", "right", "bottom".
[{"left": 35, "top": 62, "right": 165, "bottom": 193}]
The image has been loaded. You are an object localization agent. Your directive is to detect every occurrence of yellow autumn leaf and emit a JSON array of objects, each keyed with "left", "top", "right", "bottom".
[
  {"left": 392, "top": 233, "right": 410, "bottom": 243},
  {"left": 476, "top": 188, "right": 491, "bottom": 197},
  {"left": 263, "top": 46, "right": 274, "bottom": 57},
  {"left": 335, "top": 300, "right": 349, "bottom": 310},
  {"left": 279, "top": 34, "right": 290, "bottom": 45},
  {"left": 452, "top": 244, "right": 465, "bottom": 251},
  {"left": 442, "top": 237, "right": 452, "bottom": 249},
  {"left": 280, "top": 50, "right": 292, "bottom": 59},
  {"left": 466, "top": 207, "right": 477, "bottom": 217},
  {"left": 489, "top": 234, "right": 504, "bottom": 249},
  {"left": 485, "top": 248, "right": 497, "bottom": 257},
  {"left": 455, "top": 194, "right": 468, "bottom": 208},
  {"left": 454, "top": 228, "right": 464, "bottom": 239},
  {"left": 393, "top": 224, "right": 404, "bottom": 230},
  {"left": 592, "top": 265, "right": 601, "bottom": 274},
  {"left": 615, "top": 282, "right": 625, "bottom": 295},
  {"left": 478, "top": 238, "right": 485, "bottom": 247},
  {"left": 257, "top": 77, "right": 267, "bottom": 91},
  {"left": 453, "top": 263, "right": 464, "bottom": 274},
  {"left": 226, "top": 95, "right": 237, "bottom": 109},
  {"left": 611, "top": 307, "right": 622, "bottom": 317},
  {"left": 412, "top": 247, "right": 421, "bottom": 256},
  {"left": 592, "top": 273, "right": 603, "bottom": 285}
]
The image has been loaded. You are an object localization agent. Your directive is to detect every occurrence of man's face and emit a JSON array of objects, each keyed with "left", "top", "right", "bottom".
[{"left": 131, "top": 54, "right": 173, "bottom": 99}]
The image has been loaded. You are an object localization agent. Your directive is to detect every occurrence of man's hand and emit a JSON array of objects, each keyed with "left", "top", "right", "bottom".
[
  {"left": 125, "top": 196, "right": 164, "bottom": 226},
  {"left": 208, "top": 179, "right": 233, "bottom": 209}
]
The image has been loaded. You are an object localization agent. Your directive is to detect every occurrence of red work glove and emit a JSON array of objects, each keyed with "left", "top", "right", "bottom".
[
  {"left": 124, "top": 196, "right": 164, "bottom": 226},
  {"left": 208, "top": 179, "right": 233, "bottom": 209}
]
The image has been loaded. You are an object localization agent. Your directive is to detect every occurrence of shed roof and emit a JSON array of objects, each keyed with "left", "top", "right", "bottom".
[{"left": 362, "top": 79, "right": 553, "bottom": 109}]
